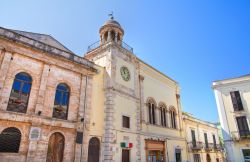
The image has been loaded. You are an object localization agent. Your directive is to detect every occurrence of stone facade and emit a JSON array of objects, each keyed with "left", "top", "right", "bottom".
[{"left": 0, "top": 28, "right": 97, "bottom": 162}]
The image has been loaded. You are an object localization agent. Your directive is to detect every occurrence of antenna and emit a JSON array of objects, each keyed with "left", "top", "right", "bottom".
[{"left": 108, "top": 11, "right": 114, "bottom": 20}]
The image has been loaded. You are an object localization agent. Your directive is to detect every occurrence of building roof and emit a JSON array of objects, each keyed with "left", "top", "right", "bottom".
[
  {"left": 104, "top": 19, "right": 121, "bottom": 27},
  {"left": 0, "top": 27, "right": 97, "bottom": 72},
  {"left": 212, "top": 74, "right": 250, "bottom": 88},
  {"left": 9, "top": 29, "right": 73, "bottom": 54}
]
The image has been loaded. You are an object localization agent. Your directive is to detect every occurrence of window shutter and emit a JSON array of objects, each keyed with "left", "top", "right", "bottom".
[{"left": 230, "top": 91, "right": 244, "bottom": 111}]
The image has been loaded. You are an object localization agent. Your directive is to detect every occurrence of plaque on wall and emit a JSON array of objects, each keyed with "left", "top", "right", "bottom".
[{"left": 29, "top": 127, "right": 41, "bottom": 141}]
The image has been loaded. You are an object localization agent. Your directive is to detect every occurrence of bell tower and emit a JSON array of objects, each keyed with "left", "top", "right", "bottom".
[{"left": 99, "top": 13, "right": 124, "bottom": 45}]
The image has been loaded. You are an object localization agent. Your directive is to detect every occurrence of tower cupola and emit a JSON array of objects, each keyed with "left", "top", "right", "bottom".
[{"left": 99, "top": 14, "right": 124, "bottom": 45}]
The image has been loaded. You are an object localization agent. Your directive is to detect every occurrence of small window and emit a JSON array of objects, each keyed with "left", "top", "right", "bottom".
[
  {"left": 122, "top": 116, "right": 130, "bottom": 128},
  {"left": 230, "top": 91, "right": 244, "bottom": 111},
  {"left": 7, "top": 72, "right": 32, "bottom": 113},
  {"left": 0, "top": 127, "right": 21, "bottom": 152}
]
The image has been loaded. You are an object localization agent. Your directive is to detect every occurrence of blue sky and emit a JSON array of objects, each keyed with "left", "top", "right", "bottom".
[{"left": 1, "top": 0, "right": 250, "bottom": 122}]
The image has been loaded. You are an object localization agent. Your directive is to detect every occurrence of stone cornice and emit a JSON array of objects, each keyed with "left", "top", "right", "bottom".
[{"left": 0, "top": 27, "right": 97, "bottom": 73}]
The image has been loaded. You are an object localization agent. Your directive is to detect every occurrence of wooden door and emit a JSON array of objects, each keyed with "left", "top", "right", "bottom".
[
  {"left": 122, "top": 149, "right": 130, "bottom": 162},
  {"left": 87, "top": 137, "right": 100, "bottom": 162},
  {"left": 46, "top": 132, "right": 64, "bottom": 162}
]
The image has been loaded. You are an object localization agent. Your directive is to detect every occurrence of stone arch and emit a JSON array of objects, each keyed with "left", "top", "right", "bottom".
[{"left": 0, "top": 127, "right": 21, "bottom": 153}]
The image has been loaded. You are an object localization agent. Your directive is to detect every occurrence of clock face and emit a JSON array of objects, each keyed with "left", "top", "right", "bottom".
[{"left": 120, "top": 66, "right": 130, "bottom": 81}]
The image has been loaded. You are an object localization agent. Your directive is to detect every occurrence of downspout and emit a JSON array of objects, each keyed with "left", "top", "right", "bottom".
[{"left": 80, "top": 75, "right": 88, "bottom": 162}]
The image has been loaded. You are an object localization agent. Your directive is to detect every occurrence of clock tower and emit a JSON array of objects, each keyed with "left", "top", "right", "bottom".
[{"left": 85, "top": 15, "right": 141, "bottom": 162}]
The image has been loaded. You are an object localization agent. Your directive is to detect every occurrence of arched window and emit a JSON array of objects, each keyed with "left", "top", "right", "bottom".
[
  {"left": 53, "top": 83, "right": 70, "bottom": 120},
  {"left": 159, "top": 104, "right": 167, "bottom": 127},
  {"left": 110, "top": 30, "right": 115, "bottom": 41},
  {"left": 7, "top": 72, "right": 32, "bottom": 113},
  {"left": 46, "top": 132, "right": 64, "bottom": 162},
  {"left": 0, "top": 127, "right": 21, "bottom": 152},
  {"left": 88, "top": 137, "right": 100, "bottom": 162},
  {"left": 170, "top": 107, "right": 177, "bottom": 129},
  {"left": 147, "top": 99, "right": 156, "bottom": 125}
]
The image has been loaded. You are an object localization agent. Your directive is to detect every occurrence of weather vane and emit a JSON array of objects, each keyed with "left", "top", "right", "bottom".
[{"left": 108, "top": 11, "right": 114, "bottom": 20}]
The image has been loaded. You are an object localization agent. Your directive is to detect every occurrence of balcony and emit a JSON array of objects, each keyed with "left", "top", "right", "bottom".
[
  {"left": 232, "top": 130, "right": 250, "bottom": 141},
  {"left": 86, "top": 40, "right": 133, "bottom": 53},
  {"left": 213, "top": 144, "right": 224, "bottom": 152},
  {"left": 204, "top": 143, "right": 214, "bottom": 151},
  {"left": 188, "top": 141, "right": 204, "bottom": 150}
]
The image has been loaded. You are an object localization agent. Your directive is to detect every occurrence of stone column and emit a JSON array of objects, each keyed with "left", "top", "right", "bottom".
[
  {"left": 35, "top": 64, "right": 50, "bottom": 115},
  {"left": 107, "top": 31, "right": 111, "bottom": 42},
  {"left": 115, "top": 32, "right": 118, "bottom": 43},
  {"left": 0, "top": 50, "right": 12, "bottom": 110}
]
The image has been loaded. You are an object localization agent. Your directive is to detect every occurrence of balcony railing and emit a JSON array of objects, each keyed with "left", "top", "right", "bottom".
[
  {"left": 87, "top": 40, "right": 133, "bottom": 53},
  {"left": 232, "top": 130, "right": 250, "bottom": 141},
  {"left": 214, "top": 144, "right": 224, "bottom": 151},
  {"left": 204, "top": 143, "right": 214, "bottom": 151},
  {"left": 188, "top": 141, "right": 203, "bottom": 150}
]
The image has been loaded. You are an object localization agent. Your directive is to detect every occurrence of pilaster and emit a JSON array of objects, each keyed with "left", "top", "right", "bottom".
[
  {"left": 35, "top": 64, "right": 50, "bottom": 115},
  {"left": 0, "top": 50, "right": 12, "bottom": 110}
]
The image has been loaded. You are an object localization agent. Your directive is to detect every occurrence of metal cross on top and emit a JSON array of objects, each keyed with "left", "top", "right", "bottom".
[{"left": 108, "top": 12, "right": 114, "bottom": 20}]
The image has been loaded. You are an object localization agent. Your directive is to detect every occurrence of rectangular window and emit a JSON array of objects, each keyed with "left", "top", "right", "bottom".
[
  {"left": 230, "top": 91, "right": 244, "bottom": 111},
  {"left": 236, "top": 116, "right": 250, "bottom": 137},
  {"left": 212, "top": 134, "right": 216, "bottom": 148},
  {"left": 175, "top": 149, "right": 181, "bottom": 162},
  {"left": 122, "top": 149, "right": 130, "bottom": 162},
  {"left": 122, "top": 116, "right": 130, "bottom": 128},
  {"left": 191, "top": 130, "right": 196, "bottom": 147},
  {"left": 204, "top": 133, "right": 208, "bottom": 148},
  {"left": 193, "top": 154, "right": 201, "bottom": 162}
]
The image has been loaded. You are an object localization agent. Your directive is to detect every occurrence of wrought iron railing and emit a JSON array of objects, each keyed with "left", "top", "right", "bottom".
[
  {"left": 214, "top": 144, "right": 223, "bottom": 151},
  {"left": 87, "top": 40, "right": 133, "bottom": 53},
  {"left": 232, "top": 130, "right": 250, "bottom": 140},
  {"left": 188, "top": 141, "right": 203, "bottom": 150},
  {"left": 204, "top": 143, "right": 214, "bottom": 151}
]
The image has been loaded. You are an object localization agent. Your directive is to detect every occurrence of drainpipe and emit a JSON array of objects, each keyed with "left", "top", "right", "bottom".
[{"left": 80, "top": 75, "right": 88, "bottom": 162}]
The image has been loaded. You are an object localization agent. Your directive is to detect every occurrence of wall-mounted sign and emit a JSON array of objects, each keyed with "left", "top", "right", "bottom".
[
  {"left": 29, "top": 127, "right": 41, "bottom": 141},
  {"left": 120, "top": 142, "right": 133, "bottom": 148}
]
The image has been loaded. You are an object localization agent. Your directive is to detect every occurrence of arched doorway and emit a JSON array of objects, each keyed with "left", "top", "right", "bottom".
[
  {"left": 206, "top": 154, "right": 211, "bottom": 162},
  {"left": 46, "top": 132, "right": 65, "bottom": 162},
  {"left": 87, "top": 137, "right": 100, "bottom": 162}
]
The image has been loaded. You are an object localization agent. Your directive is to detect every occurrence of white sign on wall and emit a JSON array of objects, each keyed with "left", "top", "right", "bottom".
[{"left": 29, "top": 127, "right": 41, "bottom": 141}]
